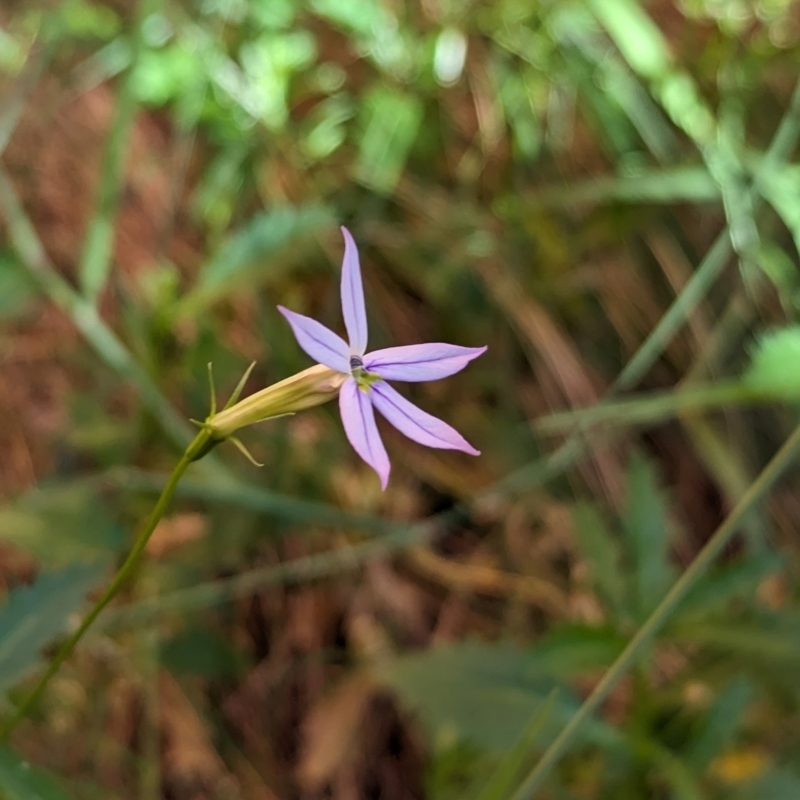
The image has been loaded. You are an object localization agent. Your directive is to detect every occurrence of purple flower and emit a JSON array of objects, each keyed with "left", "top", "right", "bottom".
[{"left": 278, "top": 227, "right": 486, "bottom": 489}]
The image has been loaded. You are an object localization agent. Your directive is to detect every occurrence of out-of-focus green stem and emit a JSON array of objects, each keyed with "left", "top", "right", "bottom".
[
  {"left": 0, "top": 426, "right": 213, "bottom": 741},
  {"left": 534, "top": 380, "right": 791, "bottom": 435},
  {"left": 0, "top": 168, "right": 200, "bottom": 454},
  {"left": 79, "top": 0, "right": 156, "bottom": 301},
  {"left": 509, "top": 421, "right": 800, "bottom": 800}
]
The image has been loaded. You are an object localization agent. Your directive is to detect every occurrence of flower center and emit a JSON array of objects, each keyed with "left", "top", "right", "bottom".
[{"left": 350, "top": 356, "right": 382, "bottom": 392}]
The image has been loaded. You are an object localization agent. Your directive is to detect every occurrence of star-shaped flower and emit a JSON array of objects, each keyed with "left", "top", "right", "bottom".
[{"left": 278, "top": 227, "right": 486, "bottom": 489}]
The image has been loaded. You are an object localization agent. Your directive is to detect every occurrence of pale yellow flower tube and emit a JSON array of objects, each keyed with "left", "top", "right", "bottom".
[{"left": 205, "top": 364, "right": 346, "bottom": 441}]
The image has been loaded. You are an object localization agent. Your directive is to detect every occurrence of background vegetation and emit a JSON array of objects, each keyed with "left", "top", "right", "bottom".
[{"left": 1, "top": 0, "right": 800, "bottom": 798}]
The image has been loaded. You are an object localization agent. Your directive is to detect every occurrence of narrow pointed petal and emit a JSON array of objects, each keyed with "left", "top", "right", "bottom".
[
  {"left": 278, "top": 306, "right": 350, "bottom": 373},
  {"left": 339, "top": 377, "right": 390, "bottom": 489},
  {"left": 370, "top": 381, "right": 479, "bottom": 455},
  {"left": 340, "top": 227, "right": 368, "bottom": 355},
  {"left": 364, "top": 343, "right": 487, "bottom": 382}
]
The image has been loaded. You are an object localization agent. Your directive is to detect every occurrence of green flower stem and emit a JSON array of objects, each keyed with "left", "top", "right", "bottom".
[
  {"left": 0, "top": 426, "right": 213, "bottom": 741},
  {"left": 510, "top": 420, "right": 800, "bottom": 800}
]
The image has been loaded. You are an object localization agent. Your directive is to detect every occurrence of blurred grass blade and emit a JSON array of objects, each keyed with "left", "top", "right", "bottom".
[
  {"left": 588, "top": 0, "right": 763, "bottom": 279},
  {"left": 534, "top": 381, "right": 778, "bottom": 435},
  {"left": 0, "top": 482, "right": 123, "bottom": 565},
  {"left": 182, "top": 204, "right": 334, "bottom": 313},
  {"left": 99, "top": 524, "right": 435, "bottom": 630},
  {"left": 79, "top": 0, "right": 155, "bottom": 302},
  {"left": 376, "top": 641, "right": 621, "bottom": 753},
  {"left": 0, "top": 167, "right": 198, "bottom": 451},
  {"left": 587, "top": 0, "right": 670, "bottom": 81},
  {"left": 623, "top": 452, "right": 673, "bottom": 621},
  {"left": 473, "top": 690, "right": 558, "bottom": 800},
  {"left": 639, "top": 739, "right": 705, "bottom": 800},
  {"left": 99, "top": 467, "right": 395, "bottom": 533},
  {"left": 685, "top": 677, "right": 752, "bottom": 772},
  {"left": 757, "top": 166, "right": 800, "bottom": 256},
  {"left": 674, "top": 550, "right": 782, "bottom": 618},
  {"left": 0, "top": 746, "right": 77, "bottom": 800},
  {"left": 669, "top": 616, "right": 800, "bottom": 665},
  {"left": 0, "top": 253, "right": 37, "bottom": 321},
  {"left": 588, "top": 0, "right": 715, "bottom": 147},
  {"left": 356, "top": 87, "right": 423, "bottom": 193},
  {"left": 0, "top": 564, "right": 103, "bottom": 694},
  {"left": 508, "top": 421, "right": 800, "bottom": 800},
  {"left": 0, "top": 43, "right": 53, "bottom": 156},
  {"left": 515, "top": 166, "right": 718, "bottom": 210},
  {"left": 571, "top": 503, "right": 627, "bottom": 623}
]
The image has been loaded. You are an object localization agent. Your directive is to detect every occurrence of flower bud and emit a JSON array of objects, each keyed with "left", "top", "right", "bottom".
[{"left": 206, "top": 364, "right": 346, "bottom": 440}]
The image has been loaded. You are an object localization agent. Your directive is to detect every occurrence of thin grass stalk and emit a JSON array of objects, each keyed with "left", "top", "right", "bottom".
[
  {"left": 0, "top": 43, "right": 54, "bottom": 156},
  {"left": 534, "top": 381, "right": 788, "bottom": 435},
  {"left": 79, "top": 0, "right": 156, "bottom": 301},
  {"left": 509, "top": 420, "right": 800, "bottom": 800}
]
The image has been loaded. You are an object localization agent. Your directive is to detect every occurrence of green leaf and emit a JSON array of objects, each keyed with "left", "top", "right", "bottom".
[
  {"left": 472, "top": 690, "right": 558, "bottom": 800},
  {"left": 588, "top": 0, "right": 715, "bottom": 146},
  {"left": 587, "top": 0, "right": 670, "bottom": 81},
  {"left": 523, "top": 167, "right": 719, "bottom": 209},
  {"left": 161, "top": 628, "right": 248, "bottom": 679},
  {"left": 78, "top": 0, "right": 154, "bottom": 303},
  {"left": 524, "top": 624, "right": 626, "bottom": 677},
  {"left": 356, "top": 87, "right": 423, "bottom": 194},
  {"left": 756, "top": 241, "right": 800, "bottom": 311},
  {"left": 622, "top": 451, "right": 673, "bottom": 621},
  {"left": 572, "top": 503, "right": 627, "bottom": 622},
  {"left": 685, "top": 676, "right": 753, "bottom": 772},
  {"left": 675, "top": 551, "right": 782, "bottom": 619},
  {"left": 0, "top": 563, "right": 104, "bottom": 694},
  {"left": 375, "top": 641, "right": 621, "bottom": 752},
  {"left": 744, "top": 326, "right": 800, "bottom": 398},
  {"left": 670, "top": 613, "right": 800, "bottom": 667},
  {"left": 0, "top": 482, "right": 123, "bottom": 565},
  {"left": 732, "top": 769, "right": 800, "bottom": 800},
  {"left": 0, "top": 746, "right": 77, "bottom": 800},
  {"left": 758, "top": 167, "right": 800, "bottom": 257},
  {"left": 184, "top": 204, "right": 334, "bottom": 311}
]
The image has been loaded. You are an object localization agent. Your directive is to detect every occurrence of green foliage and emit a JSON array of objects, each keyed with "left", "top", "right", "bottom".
[
  {"left": 160, "top": 627, "right": 248, "bottom": 679},
  {"left": 356, "top": 87, "right": 424, "bottom": 193},
  {"left": 376, "top": 641, "right": 620, "bottom": 753},
  {"left": 572, "top": 503, "right": 626, "bottom": 624},
  {"left": 0, "top": 483, "right": 123, "bottom": 565},
  {"left": 745, "top": 326, "right": 800, "bottom": 397},
  {"left": 0, "top": 564, "right": 103, "bottom": 694},
  {"left": 684, "top": 676, "right": 752, "bottom": 772},
  {"left": 733, "top": 769, "right": 800, "bottom": 800},
  {"left": 622, "top": 452, "right": 674, "bottom": 621},
  {"left": 0, "top": 747, "right": 76, "bottom": 800},
  {"left": 185, "top": 204, "right": 335, "bottom": 311},
  {"left": 2, "top": 0, "right": 800, "bottom": 794},
  {"left": 571, "top": 452, "right": 675, "bottom": 626},
  {"left": 472, "top": 691, "right": 558, "bottom": 800},
  {"left": 50, "top": 0, "right": 120, "bottom": 42}
]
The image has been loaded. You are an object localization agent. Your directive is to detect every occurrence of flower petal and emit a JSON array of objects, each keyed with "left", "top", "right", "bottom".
[
  {"left": 340, "top": 227, "right": 368, "bottom": 355},
  {"left": 364, "top": 343, "right": 487, "bottom": 382},
  {"left": 370, "top": 381, "right": 479, "bottom": 455},
  {"left": 277, "top": 306, "right": 350, "bottom": 373},
  {"left": 339, "top": 377, "right": 390, "bottom": 489}
]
